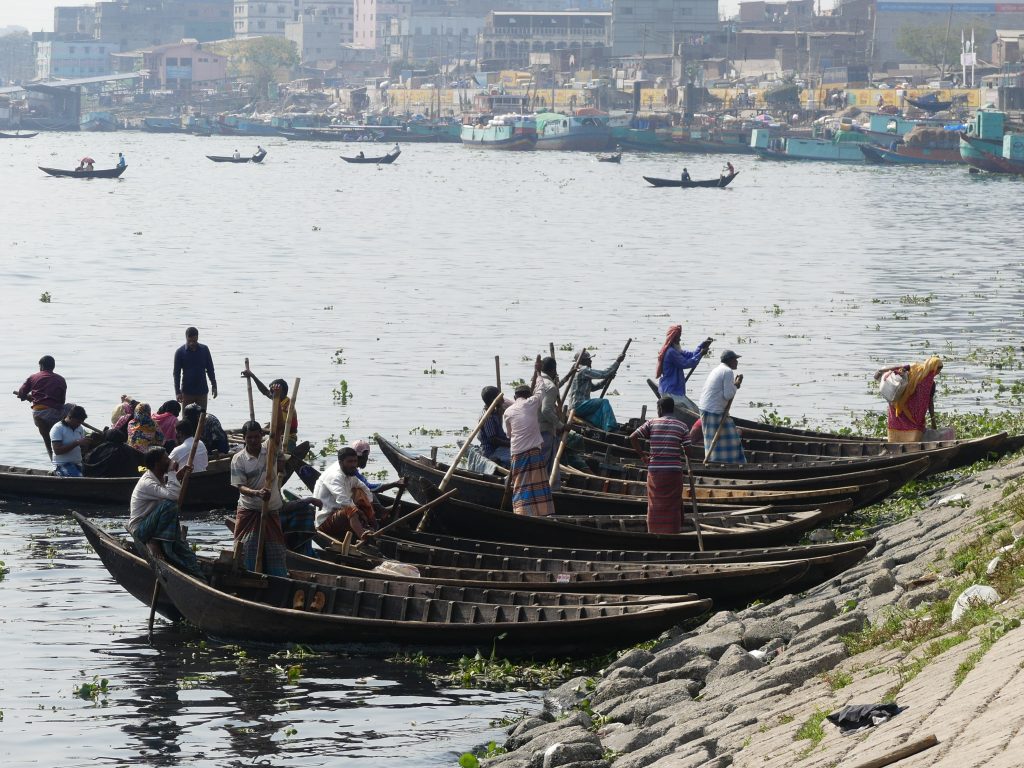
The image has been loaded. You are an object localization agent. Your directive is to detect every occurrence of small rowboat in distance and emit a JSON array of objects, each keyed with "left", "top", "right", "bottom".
[
  {"left": 341, "top": 149, "right": 400, "bottom": 164},
  {"left": 598, "top": 152, "right": 622, "bottom": 163},
  {"left": 39, "top": 165, "right": 127, "bottom": 179},
  {"left": 644, "top": 171, "right": 738, "bottom": 188},
  {"left": 0, "top": 131, "right": 38, "bottom": 139},
  {"left": 207, "top": 149, "right": 267, "bottom": 163}
]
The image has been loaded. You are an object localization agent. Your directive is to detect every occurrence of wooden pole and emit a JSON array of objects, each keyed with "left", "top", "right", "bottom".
[
  {"left": 244, "top": 358, "right": 255, "bottom": 423},
  {"left": 682, "top": 450, "right": 705, "bottom": 552},
  {"left": 549, "top": 409, "right": 575, "bottom": 486},
  {"left": 549, "top": 342, "right": 556, "bottom": 360},
  {"left": 279, "top": 378, "right": 300, "bottom": 453},
  {"left": 438, "top": 391, "right": 504, "bottom": 492},
  {"left": 499, "top": 469, "right": 514, "bottom": 511},
  {"left": 704, "top": 396, "right": 734, "bottom": 465},
  {"left": 494, "top": 355, "right": 501, "bottom": 390},
  {"left": 253, "top": 389, "right": 282, "bottom": 573},
  {"left": 598, "top": 337, "right": 632, "bottom": 399},
  {"left": 366, "top": 488, "right": 458, "bottom": 542},
  {"left": 846, "top": 735, "right": 938, "bottom": 768}
]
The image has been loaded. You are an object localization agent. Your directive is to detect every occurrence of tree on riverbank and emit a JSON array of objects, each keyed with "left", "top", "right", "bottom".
[
  {"left": 896, "top": 23, "right": 989, "bottom": 79},
  {"left": 215, "top": 37, "right": 299, "bottom": 99}
]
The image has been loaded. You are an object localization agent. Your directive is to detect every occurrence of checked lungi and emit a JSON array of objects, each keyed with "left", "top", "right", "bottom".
[
  {"left": 510, "top": 447, "right": 554, "bottom": 517},
  {"left": 646, "top": 470, "right": 683, "bottom": 534},
  {"left": 234, "top": 506, "right": 288, "bottom": 576},
  {"left": 131, "top": 499, "right": 203, "bottom": 577},
  {"left": 318, "top": 487, "right": 378, "bottom": 540},
  {"left": 700, "top": 410, "right": 746, "bottom": 464},
  {"left": 280, "top": 501, "right": 316, "bottom": 557}
]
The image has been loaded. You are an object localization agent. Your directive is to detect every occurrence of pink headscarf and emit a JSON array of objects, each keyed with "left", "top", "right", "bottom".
[{"left": 656, "top": 325, "right": 682, "bottom": 378}]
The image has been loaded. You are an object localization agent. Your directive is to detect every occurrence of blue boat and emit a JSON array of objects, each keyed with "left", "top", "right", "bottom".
[
  {"left": 959, "top": 110, "right": 1006, "bottom": 165},
  {"left": 859, "top": 144, "right": 953, "bottom": 165},
  {"left": 751, "top": 128, "right": 869, "bottom": 162}
]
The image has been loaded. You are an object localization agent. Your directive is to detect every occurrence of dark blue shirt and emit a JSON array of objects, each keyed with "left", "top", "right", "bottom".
[
  {"left": 355, "top": 469, "right": 381, "bottom": 491},
  {"left": 478, "top": 408, "right": 509, "bottom": 459},
  {"left": 174, "top": 343, "right": 216, "bottom": 396},
  {"left": 658, "top": 342, "right": 706, "bottom": 399}
]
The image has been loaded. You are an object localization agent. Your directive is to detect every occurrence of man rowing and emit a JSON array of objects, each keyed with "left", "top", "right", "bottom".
[
  {"left": 629, "top": 396, "right": 690, "bottom": 533},
  {"left": 12, "top": 355, "right": 67, "bottom": 459},
  {"left": 240, "top": 367, "right": 298, "bottom": 450},
  {"left": 503, "top": 381, "right": 554, "bottom": 517},
  {"left": 697, "top": 350, "right": 746, "bottom": 464},
  {"left": 657, "top": 325, "right": 713, "bottom": 415},
  {"left": 536, "top": 357, "right": 564, "bottom": 483},
  {"left": 477, "top": 386, "right": 511, "bottom": 467},
  {"left": 569, "top": 349, "right": 624, "bottom": 432}
]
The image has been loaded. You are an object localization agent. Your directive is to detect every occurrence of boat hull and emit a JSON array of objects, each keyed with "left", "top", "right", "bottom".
[
  {"left": 644, "top": 172, "right": 738, "bottom": 188},
  {"left": 859, "top": 144, "right": 961, "bottom": 165},
  {"left": 38, "top": 165, "right": 127, "bottom": 179}
]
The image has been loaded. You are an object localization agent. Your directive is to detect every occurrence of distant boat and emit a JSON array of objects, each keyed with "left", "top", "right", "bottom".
[
  {"left": 460, "top": 115, "right": 537, "bottom": 150},
  {"left": 81, "top": 111, "right": 117, "bottom": 132},
  {"left": 142, "top": 117, "right": 187, "bottom": 134},
  {"left": 207, "top": 149, "right": 267, "bottom": 163},
  {"left": 858, "top": 144, "right": 960, "bottom": 165},
  {"left": 644, "top": 171, "right": 739, "bottom": 188},
  {"left": 341, "top": 149, "right": 400, "bottom": 164},
  {"left": 534, "top": 112, "right": 611, "bottom": 152},
  {"left": 959, "top": 135, "right": 1024, "bottom": 175},
  {"left": 906, "top": 94, "right": 952, "bottom": 113},
  {"left": 597, "top": 152, "right": 622, "bottom": 163},
  {"left": 39, "top": 165, "right": 127, "bottom": 179},
  {"left": 0, "top": 131, "right": 38, "bottom": 139}
]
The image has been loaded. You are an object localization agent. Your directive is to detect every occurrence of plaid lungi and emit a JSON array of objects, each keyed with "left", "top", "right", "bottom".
[
  {"left": 646, "top": 469, "right": 683, "bottom": 534},
  {"left": 234, "top": 506, "right": 288, "bottom": 577},
  {"left": 280, "top": 501, "right": 316, "bottom": 557},
  {"left": 701, "top": 410, "right": 746, "bottom": 464},
  {"left": 131, "top": 499, "right": 203, "bottom": 577},
  {"left": 511, "top": 447, "right": 554, "bottom": 517}
]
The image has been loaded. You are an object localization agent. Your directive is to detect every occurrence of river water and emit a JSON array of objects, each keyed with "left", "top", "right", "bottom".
[{"left": 1, "top": 132, "right": 1022, "bottom": 766}]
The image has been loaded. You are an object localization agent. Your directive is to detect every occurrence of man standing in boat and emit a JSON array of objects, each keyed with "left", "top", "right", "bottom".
[
  {"left": 12, "top": 355, "right": 67, "bottom": 459},
  {"left": 657, "top": 326, "right": 713, "bottom": 415},
  {"left": 569, "top": 349, "right": 624, "bottom": 432},
  {"left": 537, "top": 357, "right": 564, "bottom": 486},
  {"left": 697, "top": 350, "right": 746, "bottom": 464},
  {"left": 174, "top": 327, "right": 217, "bottom": 410},
  {"left": 681, "top": 168, "right": 691, "bottom": 182},
  {"left": 503, "top": 380, "right": 555, "bottom": 517},
  {"left": 629, "top": 397, "right": 690, "bottom": 533}
]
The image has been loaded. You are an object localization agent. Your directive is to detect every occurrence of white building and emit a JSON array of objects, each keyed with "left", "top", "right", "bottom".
[
  {"left": 610, "top": 0, "right": 719, "bottom": 57},
  {"left": 286, "top": 3, "right": 355, "bottom": 63},
  {"left": 234, "top": 0, "right": 301, "bottom": 38},
  {"left": 36, "top": 39, "right": 120, "bottom": 79}
]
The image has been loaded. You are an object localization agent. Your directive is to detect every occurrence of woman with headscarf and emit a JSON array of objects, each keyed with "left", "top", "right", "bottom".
[
  {"left": 127, "top": 403, "right": 160, "bottom": 452},
  {"left": 153, "top": 400, "right": 180, "bottom": 447},
  {"left": 657, "top": 324, "right": 713, "bottom": 415},
  {"left": 874, "top": 356, "right": 943, "bottom": 442},
  {"left": 112, "top": 397, "right": 138, "bottom": 432}
]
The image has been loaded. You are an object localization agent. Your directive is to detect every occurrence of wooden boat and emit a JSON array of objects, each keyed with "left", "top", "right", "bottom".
[
  {"left": 959, "top": 137, "right": 1024, "bottom": 175},
  {"left": 341, "top": 149, "right": 400, "bottom": 164},
  {"left": 75, "top": 512, "right": 707, "bottom": 625},
  {"left": 597, "top": 153, "right": 622, "bottom": 163},
  {"left": 859, "top": 143, "right": 961, "bottom": 165},
  {"left": 207, "top": 150, "right": 266, "bottom": 163},
  {"left": 0, "top": 131, "right": 38, "bottom": 139},
  {"left": 152, "top": 559, "right": 713, "bottom": 655},
  {"left": 644, "top": 171, "right": 738, "bottom": 188},
  {"left": 39, "top": 165, "right": 127, "bottom": 179}
]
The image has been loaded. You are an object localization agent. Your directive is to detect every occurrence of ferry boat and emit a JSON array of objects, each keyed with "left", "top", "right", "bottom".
[
  {"left": 751, "top": 126, "right": 870, "bottom": 162},
  {"left": 461, "top": 114, "right": 537, "bottom": 150},
  {"left": 858, "top": 125, "right": 963, "bottom": 164},
  {"left": 534, "top": 112, "right": 610, "bottom": 151},
  {"left": 959, "top": 110, "right": 1006, "bottom": 164}
]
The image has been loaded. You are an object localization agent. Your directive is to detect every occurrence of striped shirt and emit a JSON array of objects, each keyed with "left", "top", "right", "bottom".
[{"left": 630, "top": 416, "right": 690, "bottom": 472}]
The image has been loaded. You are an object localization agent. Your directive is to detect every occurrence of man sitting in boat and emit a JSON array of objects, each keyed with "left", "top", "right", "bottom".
[
  {"left": 569, "top": 349, "right": 625, "bottom": 433},
  {"left": 351, "top": 439, "right": 404, "bottom": 521},
  {"left": 313, "top": 446, "right": 377, "bottom": 539},
  {"left": 50, "top": 404, "right": 91, "bottom": 477},
  {"left": 182, "top": 403, "right": 229, "bottom": 455},
  {"left": 127, "top": 446, "right": 203, "bottom": 577},
  {"left": 478, "top": 386, "right": 512, "bottom": 467},
  {"left": 357, "top": 151, "right": 365, "bottom": 159},
  {"left": 117, "top": 152, "right": 126, "bottom": 169},
  {"left": 170, "top": 421, "right": 208, "bottom": 474},
  {"left": 232, "top": 149, "right": 241, "bottom": 159},
  {"left": 681, "top": 168, "right": 691, "bottom": 182}
]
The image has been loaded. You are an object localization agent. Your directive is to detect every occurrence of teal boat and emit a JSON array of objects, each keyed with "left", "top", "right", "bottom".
[
  {"left": 959, "top": 110, "right": 1005, "bottom": 164},
  {"left": 751, "top": 127, "right": 870, "bottom": 162},
  {"left": 534, "top": 112, "right": 610, "bottom": 151}
]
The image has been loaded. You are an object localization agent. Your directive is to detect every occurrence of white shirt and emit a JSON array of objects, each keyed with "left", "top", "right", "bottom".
[
  {"left": 127, "top": 470, "right": 178, "bottom": 535},
  {"left": 502, "top": 392, "right": 544, "bottom": 455},
  {"left": 313, "top": 463, "right": 372, "bottom": 526},
  {"left": 230, "top": 440, "right": 282, "bottom": 512},
  {"left": 698, "top": 363, "right": 739, "bottom": 415},
  {"left": 169, "top": 437, "right": 209, "bottom": 473},
  {"left": 50, "top": 421, "right": 85, "bottom": 466}
]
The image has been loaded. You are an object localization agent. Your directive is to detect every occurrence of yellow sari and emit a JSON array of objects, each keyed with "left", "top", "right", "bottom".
[{"left": 893, "top": 356, "right": 942, "bottom": 419}]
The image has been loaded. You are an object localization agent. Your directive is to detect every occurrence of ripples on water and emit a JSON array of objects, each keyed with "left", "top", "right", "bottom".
[{"left": 1, "top": 133, "right": 1022, "bottom": 766}]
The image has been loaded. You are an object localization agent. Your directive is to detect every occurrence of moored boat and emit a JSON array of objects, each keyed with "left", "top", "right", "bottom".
[
  {"left": 534, "top": 112, "right": 610, "bottom": 151},
  {"left": 751, "top": 127, "right": 869, "bottom": 162},
  {"left": 0, "top": 131, "right": 38, "bottom": 139},
  {"left": 461, "top": 114, "right": 537, "bottom": 150}
]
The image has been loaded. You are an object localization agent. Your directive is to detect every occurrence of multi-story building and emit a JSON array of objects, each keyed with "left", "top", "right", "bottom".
[
  {"left": 116, "top": 39, "right": 228, "bottom": 91},
  {"left": 353, "top": 0, "right": 408, "bottom": 51},
  {"left": 388, "top": 2, "right": 482, "bottom": 62},
  {"left": 0, "top": 31, "right": 36, "bottom": 85},
  {"left": 36, "top": 39, "right": 120, "bottom": 79},
  {"left": 610, "top": 0, "right": 719, "bottom": 57},
  {"left": 286, "top": 3, "right": 355, "bottom": 63},
  {"left": 234, "top": 0, "right": 301, "bottom": 38},
  {"left": 479, "top": 11, "right": 612, "bottom": 68},
  {"left": 54, "top": 6, "right": 98, "bottom": 38},
  {"left": 93, "top": 1, "right": 232, "bottom": 50}
]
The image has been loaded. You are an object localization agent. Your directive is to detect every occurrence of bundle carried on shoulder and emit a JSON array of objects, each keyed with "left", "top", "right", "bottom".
[{"left": 878, "top": 370, "right": 908, "bottom": 403}]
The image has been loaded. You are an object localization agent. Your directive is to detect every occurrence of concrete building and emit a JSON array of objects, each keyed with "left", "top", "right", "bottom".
[
  {"left": 736, "top": 0, "right": 814, "bottom": 27},
  {"left": 36, "top": 39, "right": 120, "bottom": 79},
  {"left": 90, "top": 2, "right": 232, "bottom": 50},
  {"left": 387, "top": 2, "right": 482, "bottom": 63},
  {"left": 286, "top": 1, "right": 355, "bottom": 62},
  {"left": 114, "top": 38, "right": 228, "bottom": 91},
  {"left": 0, "top": 31, "right": 36, "bottom": 85},
  {"left": 54, "top": 6, "right": 97, "bottom": 38},
  {"left": 353, "top": 0, "right": 407, "bottom": 51},
  {"left": 993, "top": 29, "right": 1024, "bottom": 66},
  {"left": 234, "top": 0, "right": 301, "bottom": 38},
  {"left": 479, "top": 11, "right": 611, "bottom": 68},
  {"left": 610, "top": 0, "right": 720, "bottom": 58}
]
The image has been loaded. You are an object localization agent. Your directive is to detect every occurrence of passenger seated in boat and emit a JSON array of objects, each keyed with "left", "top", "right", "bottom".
[
  {"left": 254, "top": 145, "right": 264, "bottom": 158},
  {"left": 477, "top": 386, "right": 512, "bottom": 468},
  {"left": 117, "top": 152, "right": 126, "bottom": 169},
  {"left": 357, "top": 151, "right": 365, "bottom": 159},
  {"left": 50, "top": 404, "right": 90, "bottom": 477},
  {"left": 153, "top": 400, "right": 180, "bottom": 448},
  {"left": 169, "top": 420, "right": 208, "bottom": 473},
  {"left": 83, "top": 428, "right": 143, "bottom": 478},
  {"left": 111, "top": 394, "right": 135, "bottom": 427},
  {"left": 182, "top": 403, "right": 229, "bottom": 455},
  {"left": 351, "top": 439, "right": 405, "bottom": 523},
  {"left": 239, "top": 368, "right": 298, "bottom": 451},
  {"left": 232, "top": 149, "right": 241, "bottom": 159},
  {"left": 681, "top": 168, "right": 691, "bottom": 182},
  {"left": 127, "top": 403, "right": 162, "bottom": 452},
  {"left": 127, "top": 446, "right": 203, "bottom": 577},
  {"left": 313, "top": 447, "right": 378, "bottom": 540}
]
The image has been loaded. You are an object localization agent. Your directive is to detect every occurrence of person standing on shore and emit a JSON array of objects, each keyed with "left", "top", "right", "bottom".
[
  {"left": 697, "top": 350, "right": 745, "bottom": 464},
  {"left": 173, "top": 327, "right": 217, "bottom": 409},
  {"left": 629, "top": 396, "right": 691, "bottom": 533},
  {"left": 874, "top": 357, "right": 943, "bottom": 442},
  {"left": 657, "top": 325, "right": 713, "bottom": 415},
  {"left": 12, "top": 355, "right": 67, "bottom": 459},
  {"left": 503, "top": 382, "right": 555, "bottom": 517}
]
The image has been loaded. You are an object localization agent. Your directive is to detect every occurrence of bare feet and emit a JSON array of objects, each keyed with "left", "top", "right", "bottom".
[{"left": 291, "top": 591, "right": 305, "bottom": 610}]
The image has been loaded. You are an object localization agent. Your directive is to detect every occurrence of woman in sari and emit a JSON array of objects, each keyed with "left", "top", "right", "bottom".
[
  {"left": 874, "top": 356, "right": 943, "bottom": 442},
  {"left": 127, "top": 402, "right": 161, "bottom": 452}
]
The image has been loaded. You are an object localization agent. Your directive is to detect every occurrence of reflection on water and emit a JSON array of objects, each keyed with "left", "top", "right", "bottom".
[{"left": 0, "top": 133, "right": 1021, "bottom": 765}]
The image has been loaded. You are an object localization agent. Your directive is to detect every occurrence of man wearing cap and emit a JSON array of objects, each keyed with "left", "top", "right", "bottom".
[
  {"left": 352, "top": 439, "right": 405, "bottom": 523},
  {"left": 503, "top": 379, "right": 555, "bottom": 517},
  {"left": 697, "top": 350, "right": 746, "bottom": 464},
  {"left": 569, "top": 349, "right": 625, "bottom": 432}
]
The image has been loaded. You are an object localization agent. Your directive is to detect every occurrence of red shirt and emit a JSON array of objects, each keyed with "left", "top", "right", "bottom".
[{"left": 17, "top": 371, "right": 67, "bottom": 410}]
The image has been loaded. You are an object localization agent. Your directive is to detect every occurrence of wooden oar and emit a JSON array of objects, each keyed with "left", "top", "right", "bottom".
[
  {"left": 436, "top": 390, "right": 504, "bottom": 493},
  {"left": 549, "top": 409, "right": 575, "bottom": 486},
  {"left": 244, "top": 358, "right": 255, "bottom": 423},
  {"left": 498, "top": 469, "right": 514, "bottom": 510},
  {"left": 683, "top": 341, "right": 713, "bottom": 385},
  {"left": 558, "top": 352, "right": 583, "bottom": 409},
  {"left": 598, "top": 337, "right": 632, "bottom": 399},
  {"left": 494, "top": 355, "right": 501, "bottom": 390},
  {"left": 149, "top": 411, "right": 205, "bottom": 644},
  {"left": 704, "top": 396, "right": 735, "bottom": 466},
  {"left": 682, "top": 449, "right": 705, "bottom": 552},
  {"left": 253, "top": 389, "right": 282, "bottom": 573},
  {"left": 365, "top": 488, "right": 458, "bottom": 542}
]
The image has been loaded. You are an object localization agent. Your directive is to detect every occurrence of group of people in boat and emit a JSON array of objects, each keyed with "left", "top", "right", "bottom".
[
  {"left": 73, "top": 153, "right": 126, "bottom": 172},
  {"left": 679, "top": 162, "right": 735, "bottom": 183}
]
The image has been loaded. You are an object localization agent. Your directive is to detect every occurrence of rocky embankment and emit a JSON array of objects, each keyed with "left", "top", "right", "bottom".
[{"left": 481, "top": 455, "right": 1024, "bottom": 768}]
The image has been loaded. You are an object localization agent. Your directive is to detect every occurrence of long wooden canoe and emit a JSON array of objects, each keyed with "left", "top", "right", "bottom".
[
  {"left": 39, "top": 165, "right": 127, "bottom": 179},
  {"left": 153, "top": 560, "right": 712, "bottom": 655}
]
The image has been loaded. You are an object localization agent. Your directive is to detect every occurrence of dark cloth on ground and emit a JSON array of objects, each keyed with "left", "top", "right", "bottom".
[
  {"left": 83, "top": 441, "right": 144, "bottom": 478},
  {"left": 826, "top": 703, "right": 901, "bottom": 733}
]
